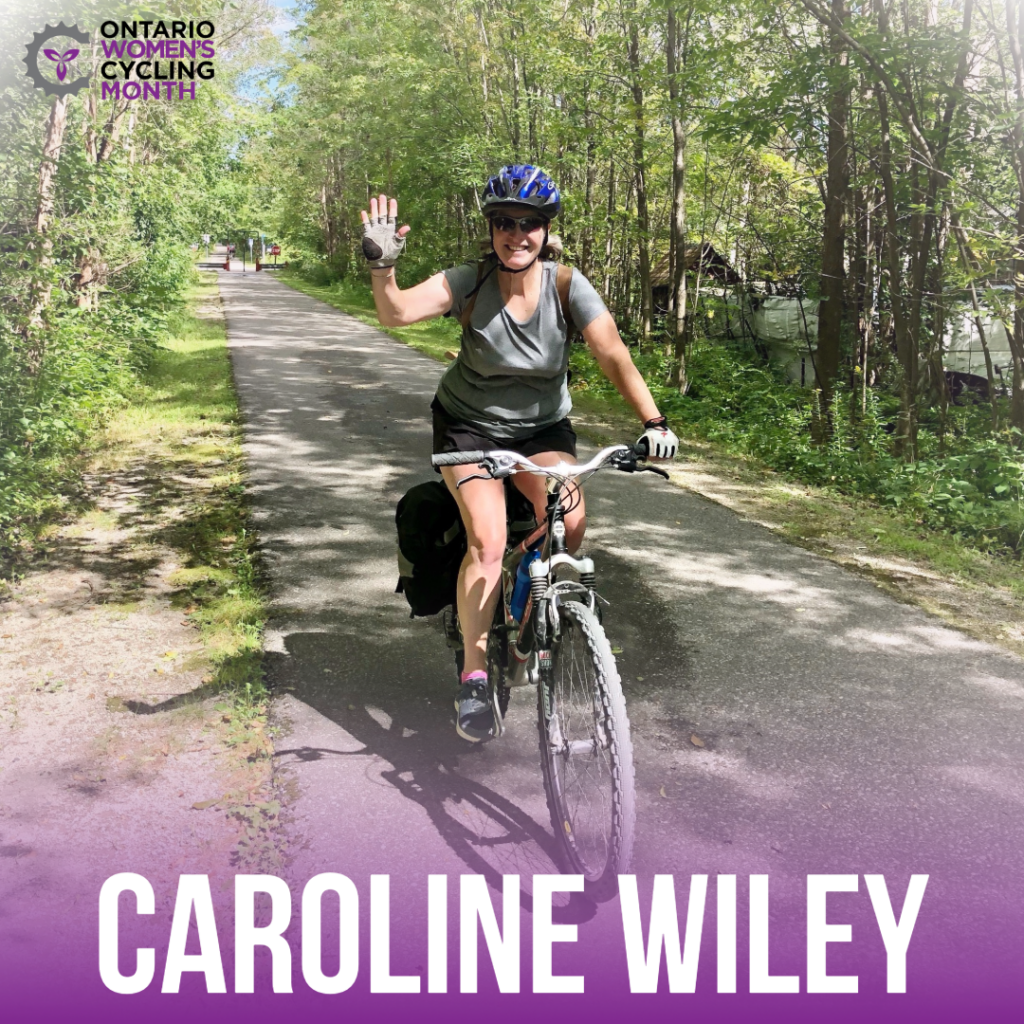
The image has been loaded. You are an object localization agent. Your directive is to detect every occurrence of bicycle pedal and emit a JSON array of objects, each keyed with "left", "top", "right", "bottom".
[{"left": 441, "top": 607, "right": 463, "bottom": 649}]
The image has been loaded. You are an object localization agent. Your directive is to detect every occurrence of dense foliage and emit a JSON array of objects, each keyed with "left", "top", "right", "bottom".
[
  {"left": 0, "top": 0, "right": 272, "bottom": 559},
  {"left": 572, "top": 341, "right": 1024, "bottom": 552}
]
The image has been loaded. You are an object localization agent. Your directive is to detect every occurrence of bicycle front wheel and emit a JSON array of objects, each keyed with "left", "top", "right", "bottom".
[{"left": 538, "top": 599, "right": 635, "bottom": 900}]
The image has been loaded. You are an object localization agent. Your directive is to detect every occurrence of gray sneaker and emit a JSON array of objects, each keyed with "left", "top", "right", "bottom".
[{"left": 455, "top": 679, "right": 500, "bottom": 743}]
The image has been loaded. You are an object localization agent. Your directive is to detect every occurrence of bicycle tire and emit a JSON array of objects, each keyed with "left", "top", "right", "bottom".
[{"left": 538, "top": 599, "right": 635, "bottom": 901}]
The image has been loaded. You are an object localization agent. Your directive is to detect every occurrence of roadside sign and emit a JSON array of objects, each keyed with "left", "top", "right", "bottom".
[{"left": 271, "top": 245, "right": 281, "bottom": 256}]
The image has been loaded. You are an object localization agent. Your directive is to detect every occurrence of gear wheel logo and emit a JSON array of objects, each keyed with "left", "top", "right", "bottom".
[{"left": 23, "top": 22, "right": 91, "bottom": 98}]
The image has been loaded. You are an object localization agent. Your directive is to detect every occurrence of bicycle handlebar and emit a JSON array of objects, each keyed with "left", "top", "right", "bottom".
[
  {"left": 431, "top": 444, "right": 670, "bottom": 486},
  {"left": 432, "top": 445, "right": 630, "bottom": 475},
  {"left": 431, "top": 450, "right": 490, "bottom": 467}
]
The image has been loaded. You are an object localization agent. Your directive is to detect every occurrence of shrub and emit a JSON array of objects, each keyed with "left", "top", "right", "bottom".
[{"left": 569, "top": 341, "right": 1024, "bottom": 557}]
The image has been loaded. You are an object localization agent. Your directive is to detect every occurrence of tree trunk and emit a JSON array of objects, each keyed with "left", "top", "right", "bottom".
[
  {"left": 24, "top": 94, "right": 71, "bottom": 360},
  {"left": 848, "top": 163, "right": 866, "bottom": 400},
  {"left": 602, "top": 159, "right": 616, "bottom": 301},
  {"left": 667, "top": 6, "right": 689, "bottom": 391},
  {"left": 320, "top": 180, "right": 334, "bottom": 260},
  {"left": 904, "top": 0, "right": 973, "bottom": 419},
  {"left": 474, "top": 6, "right": 492, "bottom": 134},
  {"left": 876, "top": 86, "right": 916, "bottom": 456},
  {"left": 627, "top": 24, "right": 653, "bottom": 344},
  {"left": 926, "top": 209, "right": 951, "bottom": 425},
  {"left": 1006, "top": 0, "right": 1024, "bottom": 432},
  {"left": 813, "top": 0, "right": 849, "bottom": 441},
  {"left": 97, "top": 97, "right": 132, "bottom": 164},
  {"left": 619, "top": 173, "right": 636, "bottom": 321},
  {"left": 77, "top": 52, "right": 135, "bottom": 306},
  {"left": 509, "top": 21, "right": 522, "bottom": 153},
  {"left": 581, "top": 116, "right": 596, "bottom": 280},
  {"left": 861, "top": 188, "right": 883, "bottom": 414}
]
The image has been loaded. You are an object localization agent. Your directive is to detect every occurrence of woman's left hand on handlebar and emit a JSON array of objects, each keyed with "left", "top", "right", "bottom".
[{"left": 637, "top": 419, "right": 679, "bottom": 460}]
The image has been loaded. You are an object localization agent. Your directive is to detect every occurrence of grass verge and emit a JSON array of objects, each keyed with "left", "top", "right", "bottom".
[
  {"left": 277, "top": 268, "right": 1024, "bottom": 659},
  {"left": 94, "top": 272, "right": 269, "bottom": 716},
  {"left": 92, "top": 271, "right": 281, "bottom": 866}
]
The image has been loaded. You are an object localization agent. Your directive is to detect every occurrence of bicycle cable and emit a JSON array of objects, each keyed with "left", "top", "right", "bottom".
[{"left": 559, "top": 478, "right": 583, "bottom": 518}]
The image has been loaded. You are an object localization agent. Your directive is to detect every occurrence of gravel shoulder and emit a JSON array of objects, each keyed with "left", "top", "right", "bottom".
[
  {"left": 0, "top": 275, "right": 275, "bottom": 974},
  {"left": 0, "top": 471, "right": 243, "bottom": 969}
]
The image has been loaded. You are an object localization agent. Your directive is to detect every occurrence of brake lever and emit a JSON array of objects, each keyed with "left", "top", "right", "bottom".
[
  {"left": 612, "top": 444, "right": 646, "bottom": 474},
  {"left": 641, "top": 464, "right": 670, "bottom": 480},
  {"left": 456, "top": 471, "right": 493, "bottom": 488},
  {"left": 455, "top": 455, "right": 511, "bottom": 488}
]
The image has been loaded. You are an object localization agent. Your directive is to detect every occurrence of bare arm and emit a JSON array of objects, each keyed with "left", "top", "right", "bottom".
[
  {"left": 361, "top": 193, "right": 454, "bottom": 326},
  {"left": 581, "top": 311, "right": 662, "bottom": 424},
  {"left": 369, "top": 267, "right": 454, "bottom": 326}
]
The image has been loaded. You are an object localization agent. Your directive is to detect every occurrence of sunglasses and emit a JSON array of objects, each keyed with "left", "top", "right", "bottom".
[{"left": 490, "top": 214, "right": 548, "bottom": 234}]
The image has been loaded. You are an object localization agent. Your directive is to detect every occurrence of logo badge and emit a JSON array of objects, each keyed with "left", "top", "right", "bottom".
[{"left": 23, "top": 22, "right": 91, "bottom": 97}]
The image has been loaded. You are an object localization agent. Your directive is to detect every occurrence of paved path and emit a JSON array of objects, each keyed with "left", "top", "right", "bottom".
[{"left": 220, "top": 268, "right": 1024, "bottom": 1000}]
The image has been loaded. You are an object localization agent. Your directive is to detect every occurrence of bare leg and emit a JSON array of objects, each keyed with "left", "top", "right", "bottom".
[
  {"left": 511, "top": 450, "right": 586, "bottom": 552},
  {"left": 440, "top": 467, "right": 506, "bottom": 674}
]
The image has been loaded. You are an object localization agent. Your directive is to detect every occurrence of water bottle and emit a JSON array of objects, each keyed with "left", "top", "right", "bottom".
[{"left": 509, "top": 550, "right": 540, "bottom": 622}]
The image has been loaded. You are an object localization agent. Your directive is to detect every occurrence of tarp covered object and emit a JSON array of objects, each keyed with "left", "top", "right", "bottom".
[
  {"left": 944, "top": 309, "right": 1012, "bottom": 380},
  {"left": 751, "top": 296, "right": 818, "bottom": 347}
]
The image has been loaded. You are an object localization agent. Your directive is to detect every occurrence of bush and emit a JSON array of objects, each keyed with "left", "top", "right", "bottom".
[
  {"left": 569, "top": 341, "right": 1024, "bottom": 556},
  {"left": 0, "top": 279, "right": 190, "bottom": 563}
]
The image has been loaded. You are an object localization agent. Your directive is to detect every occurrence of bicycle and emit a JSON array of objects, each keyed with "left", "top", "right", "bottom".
[{"left": 431, "top": 443, "right": 669, "bottom": 900}]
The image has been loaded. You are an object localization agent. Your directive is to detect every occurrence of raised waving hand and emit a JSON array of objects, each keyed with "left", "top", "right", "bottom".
[{"left": 359, "top": 194, "right": 410, "bottom": 269}]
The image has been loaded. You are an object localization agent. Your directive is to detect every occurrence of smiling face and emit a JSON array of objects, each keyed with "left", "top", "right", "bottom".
[{"left": 488, "top": 205, "right": 549, "bottom": 270}]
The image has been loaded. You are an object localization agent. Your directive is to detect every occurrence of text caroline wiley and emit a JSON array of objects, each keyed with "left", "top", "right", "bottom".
[{"left": 99, "top": 872, "right": 927, "bottom": 995}]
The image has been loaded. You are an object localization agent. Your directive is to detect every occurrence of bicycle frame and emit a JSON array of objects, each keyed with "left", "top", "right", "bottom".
[{"left": 502, "top": 474, "right": 600, "bottom": 689}]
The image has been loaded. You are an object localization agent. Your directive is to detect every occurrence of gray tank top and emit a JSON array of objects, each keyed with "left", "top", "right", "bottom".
[{"left": 436, "top": 260, "right": 608, "bottom": 439}]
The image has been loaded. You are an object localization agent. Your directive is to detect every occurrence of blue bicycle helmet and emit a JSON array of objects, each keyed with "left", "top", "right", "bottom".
[{"left": 482, "top": 164, "right": 561, "bottom": 219}]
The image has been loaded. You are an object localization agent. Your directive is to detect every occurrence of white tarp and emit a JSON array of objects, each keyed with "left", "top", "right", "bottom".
[
  {"left": 751, "top": 296, "right": 818, "bottom": 348},
  {"left": 741, "top": 297, "right": 820, "bottom": 386},
  {"left": 944, "top": 310, "right": 1013, "bottom": 380},
  {"left": 717, "top": 292, "right": 1017, "bottom": 388}
]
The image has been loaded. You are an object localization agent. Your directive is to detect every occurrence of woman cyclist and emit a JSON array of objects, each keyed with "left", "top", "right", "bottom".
[{"left": 360, "top": 165, "right": 678, "bottom": 743}]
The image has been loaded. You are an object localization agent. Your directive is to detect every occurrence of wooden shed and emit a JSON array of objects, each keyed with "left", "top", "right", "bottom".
[{"left": 650, "top": 243, "right": 742, "bottom": 313}]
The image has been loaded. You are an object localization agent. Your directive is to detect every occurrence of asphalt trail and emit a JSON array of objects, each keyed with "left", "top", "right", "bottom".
[{"left": 220, "top": 267, "right": 1024, "bottom": 997}]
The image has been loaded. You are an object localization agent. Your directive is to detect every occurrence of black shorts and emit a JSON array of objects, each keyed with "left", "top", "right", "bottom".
[{"left": 431, "top": 395, "right": 577, "bottom": 462}]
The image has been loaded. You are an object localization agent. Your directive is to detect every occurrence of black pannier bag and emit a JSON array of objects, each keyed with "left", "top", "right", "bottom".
[{"left": 395, "top": 481, "right": 467, "bottom": 617}]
